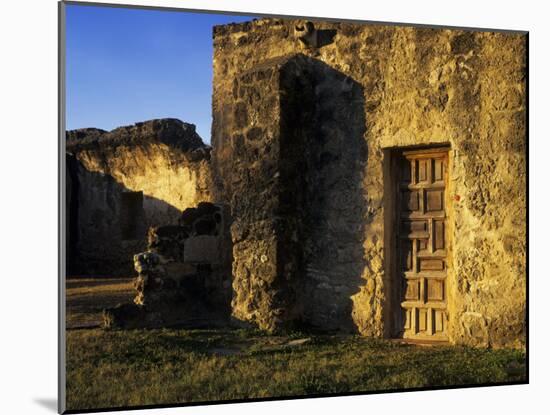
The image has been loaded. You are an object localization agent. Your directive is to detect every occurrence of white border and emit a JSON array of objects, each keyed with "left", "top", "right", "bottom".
[{"left": 1, "top": 1, "right": 545, "bottom": 414}]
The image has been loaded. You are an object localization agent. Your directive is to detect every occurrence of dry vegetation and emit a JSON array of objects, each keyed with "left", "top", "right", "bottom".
[
  {"left": 65, "top": 278, "right": 526, "bottom": 411},
  {"left": 66, "top": 277, "right": 133, "bottom": 329}
]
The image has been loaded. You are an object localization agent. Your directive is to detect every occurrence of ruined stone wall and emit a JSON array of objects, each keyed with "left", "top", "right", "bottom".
[
  {"left": 104, "top": 202, "right": 232, "bottom": 329},
  {"left": 212, "top": 19, "right": 526, "bottom": 347},
  {"left": 67, "top": 153, "right": 143, "bottom": 275},
  {"left": 67, "top": 118, "right": 213, "bottom": 275}
]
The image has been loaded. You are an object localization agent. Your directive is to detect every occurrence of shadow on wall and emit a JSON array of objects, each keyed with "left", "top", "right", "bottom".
[
  {"left": 291, "top": 57, "right": 368, "bottom": 333},
  {"left": 281, "top": 55, "right": 368, "bottom": 332},
  {"left": 66, "top": 154, "right": 183, "bottom": 276}
]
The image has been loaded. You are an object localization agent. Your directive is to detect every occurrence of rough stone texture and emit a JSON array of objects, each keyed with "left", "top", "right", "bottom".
[
  {"left": 103, "top": 202, "right": 232, "bottom": 329},
  {"left": 67, "top": 153, "right": 143, "bottom": 275},
  {"left": 212, "top": 56, "right": 313, "bottom": 332},
  {"left": 212, "top": 19, "right": 526, "bottom": 347},
  {"left": 67, "top": 118, "right": 213, "bottom": 275}
]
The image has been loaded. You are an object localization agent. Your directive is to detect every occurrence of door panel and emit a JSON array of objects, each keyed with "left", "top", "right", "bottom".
[{"left": 395, "top": 148, "right": 449, "bottom": 341}]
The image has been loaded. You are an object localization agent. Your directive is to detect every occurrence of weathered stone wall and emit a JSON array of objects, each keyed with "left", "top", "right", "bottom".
[
  {"left": 67, "top": 152, "right": 140, "bottom": 274},
  {"left": 67, "top": 118, "right": 213, "bottom": 275},
  {"left": 212, "top": 19, "right": 526, "bottom": 347}
]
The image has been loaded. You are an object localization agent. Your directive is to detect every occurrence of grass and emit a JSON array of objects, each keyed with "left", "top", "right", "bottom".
[
  {"left": 66, "top": 329, "right": 526, "bottom": 410},
  {"left": 65, "top": 278, "right": 526, "bottom": 411}
]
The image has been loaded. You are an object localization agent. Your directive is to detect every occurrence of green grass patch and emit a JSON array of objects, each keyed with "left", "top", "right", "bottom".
[{"left": 66, "top": 328, "right": 526, "bottom": 411}]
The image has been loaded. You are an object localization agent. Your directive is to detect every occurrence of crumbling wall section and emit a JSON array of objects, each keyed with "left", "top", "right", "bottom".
[
  {"left": 67, "top": 118, "right": 213, "bottom": 275},
  {"left": 66, "top": 152, "right": 140, "bottom": 274},
  {"left": 103, "top": 202, "right": 232, "bottom": 329},
  {"left": 68, "top": 119, "right": 213, "bottom": 226}
]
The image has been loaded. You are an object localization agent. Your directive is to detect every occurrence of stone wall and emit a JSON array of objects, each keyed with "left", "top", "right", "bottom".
[
  {"left": 67, "top": 152, "right": 140, "bottom": 275},
  {"left": 67, "top": 118, "right": 213, "bottom": 275},
  {"left": 212, "top": 19, "right": 526, "bottom": 347}
]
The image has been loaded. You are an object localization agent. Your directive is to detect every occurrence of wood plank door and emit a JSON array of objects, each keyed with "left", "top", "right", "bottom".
[{"left": 395, "top": 148, "right": 449, "bottom": 341}]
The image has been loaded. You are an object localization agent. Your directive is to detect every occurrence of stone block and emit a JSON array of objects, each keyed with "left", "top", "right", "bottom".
[
  {"left": 163, "top": 262, "right": 197, "bottom": 278},
  {"left": 184, "top": 235, "right": 220, "bottom": 264}
]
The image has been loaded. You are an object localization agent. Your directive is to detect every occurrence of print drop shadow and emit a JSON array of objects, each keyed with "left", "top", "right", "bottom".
[{"left": 33, "top": 398, "right": 57, "bottom": 412}]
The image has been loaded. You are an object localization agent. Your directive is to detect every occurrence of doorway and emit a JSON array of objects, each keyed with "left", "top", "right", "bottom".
[{"left": 390, "top": 147, "right": 450, "bottom": 341}]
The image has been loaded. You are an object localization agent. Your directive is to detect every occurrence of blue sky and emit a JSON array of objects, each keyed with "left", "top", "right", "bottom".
[{"left": 66, "top": 4, "right": 256, "bottom": 143}]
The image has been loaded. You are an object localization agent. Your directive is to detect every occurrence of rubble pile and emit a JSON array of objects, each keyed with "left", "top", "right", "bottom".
[{"left": 102, "top": 202, "right": 231, "bottom": 329}]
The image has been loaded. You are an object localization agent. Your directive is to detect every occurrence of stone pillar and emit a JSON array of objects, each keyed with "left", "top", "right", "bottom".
[{"left": 212, "top": 54, "right": 314, "bottom": 332}]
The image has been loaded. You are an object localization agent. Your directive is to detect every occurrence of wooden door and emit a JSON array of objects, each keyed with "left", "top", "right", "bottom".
[{"left": 395, "top": 148, "right": 449, "bottom": 341}]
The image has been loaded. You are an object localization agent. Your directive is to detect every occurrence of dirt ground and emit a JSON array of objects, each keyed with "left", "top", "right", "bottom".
[{"left": 66, "top": 276, "right": 134, "bottom": 329}]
